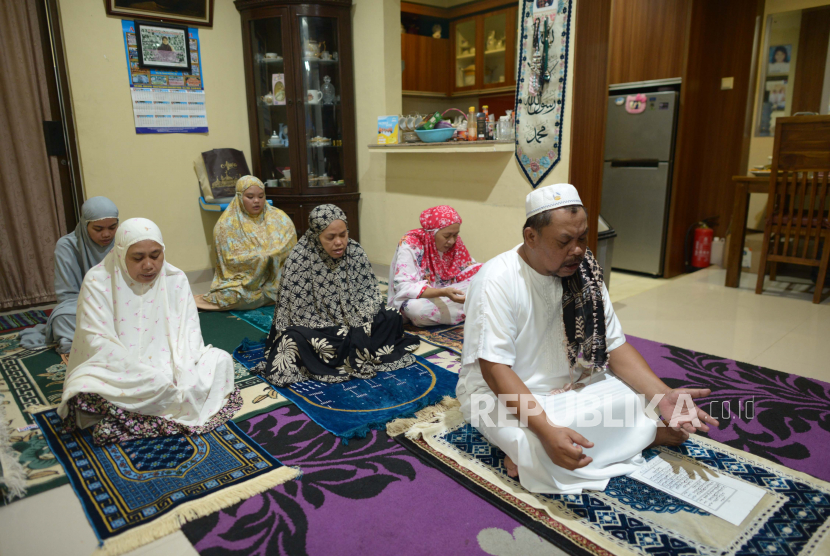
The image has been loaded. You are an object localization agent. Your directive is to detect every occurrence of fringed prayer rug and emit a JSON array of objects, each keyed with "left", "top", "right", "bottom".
[
  {"left": 0, "top": 333, "right": 68, "bottom": 504},
  {"left": 34, "top": 408, "right": 299, "bottom": 556},
  {"left": 0, "top": 309, "right": 50, "bottom": 332},
  {"left": 234, "top": 342, "right": 458, "bottom": 440},
  {"left": 182, "top": 404, "right": 539, "bottom": 556},
  {"left": 419, "top": 336, "right": 830, "bottom": 484},
  {"left": 0, "top": 312, "right": 291, "bottom": 504},
  {"left": 393, "top": 402, "right": 830, "bottom": 556},
  {"left": 403, "top": 323, "right": 464, "bottom": 355}
]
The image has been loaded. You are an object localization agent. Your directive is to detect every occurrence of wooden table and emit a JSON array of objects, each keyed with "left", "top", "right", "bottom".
[{"left": 725, "top": 176, "right": 771, "bottom": 287}]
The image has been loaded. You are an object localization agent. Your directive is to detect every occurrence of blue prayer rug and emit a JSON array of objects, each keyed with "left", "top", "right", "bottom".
[
  {"left": 233, "top": 342, "right": 458, "bottom": 441},
  {"left": 396, "top": 410, "right": 830, "bottom": 556},
  {"left": 34, "top": 409, "right": 299, "bottom": 554}
]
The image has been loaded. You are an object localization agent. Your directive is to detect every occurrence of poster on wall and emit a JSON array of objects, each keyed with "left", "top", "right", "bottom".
[
  {"left": 121, "top": 20, "right": 208, "bottom": 133},
  {"left": 513, "top": 0, "right": 572, "bottom": 188}
]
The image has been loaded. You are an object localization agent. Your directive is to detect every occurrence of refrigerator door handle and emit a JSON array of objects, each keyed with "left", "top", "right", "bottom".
[{"left": 609, "top": 159, "right": 660, "bottom": 168}]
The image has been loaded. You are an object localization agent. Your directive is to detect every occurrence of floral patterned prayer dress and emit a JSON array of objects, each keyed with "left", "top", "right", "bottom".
[
  {"left": 253, "top": 205, "right": 419, "bottom": 387},
  {"left": 203, "top": 175, "right": 297, "bottom": 309},
  {"left": 388, "top": 205, "right": 481, "bottom": 326}
]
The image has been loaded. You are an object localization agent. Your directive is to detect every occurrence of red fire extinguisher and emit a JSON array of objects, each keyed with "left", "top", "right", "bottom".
[{"left": 692, "top": 223, "right": 714, "bottom": 268}]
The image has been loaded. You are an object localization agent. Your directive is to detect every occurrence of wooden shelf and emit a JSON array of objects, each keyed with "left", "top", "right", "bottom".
[{"left": 368, "top": 140, "right": 513, "bottom": 153}]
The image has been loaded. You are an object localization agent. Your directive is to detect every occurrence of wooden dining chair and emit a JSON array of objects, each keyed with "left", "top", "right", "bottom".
[{"left": 755, "top": 115, "right": 830, "bottom": 304}]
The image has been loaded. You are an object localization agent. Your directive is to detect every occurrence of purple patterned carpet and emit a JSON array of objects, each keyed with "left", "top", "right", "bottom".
[
  {"left": 182, "top": 336, "right": 830, "bottom": 555},
  {"left": 629, "top": 335, "right": 830, "bottom": 482},
  {"left": 182, "top": 405, "right": 528, "bottom": 555}
]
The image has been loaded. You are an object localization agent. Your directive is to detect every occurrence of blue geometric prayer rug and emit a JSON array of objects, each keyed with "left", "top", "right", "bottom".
[
  {"left": 403, "top": 323, "right": 464, "bottom": 356},
  {"left": 233, "top": 342, "right": 458, "bottom": 441},
  {"left": 34, "top": 409, "right": 299, "bottom": 555},
  {"left": 395, "top": 410, "right": 830, "bottom": 556}
]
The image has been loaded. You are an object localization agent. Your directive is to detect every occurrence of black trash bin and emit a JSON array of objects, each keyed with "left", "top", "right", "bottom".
[{"left": 596, "top": 215, "right": 617, "bottom": 289}]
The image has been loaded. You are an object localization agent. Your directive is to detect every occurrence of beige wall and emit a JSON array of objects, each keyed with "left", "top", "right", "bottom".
[
  {"left": 59, "top": 0, "right": 249, "bottom": 273},
  {"left": 354, "top": 0, "right": 573, "bottom": 266}
]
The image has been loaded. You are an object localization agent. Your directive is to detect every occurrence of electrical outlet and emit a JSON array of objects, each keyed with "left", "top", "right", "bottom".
[{"left": 721, "top": 77, "right": 734, "bottom": 90}]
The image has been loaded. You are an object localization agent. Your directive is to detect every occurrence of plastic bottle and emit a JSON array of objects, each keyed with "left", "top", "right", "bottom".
[
  {"left": 482, "top": 105, "right": 490, "bottom": 140},
  {"left": 476, "top": 111, "right": 486, "bottom": 140},
  {"left": 467, "top": 106, "right": 477, "bottom": 141}
]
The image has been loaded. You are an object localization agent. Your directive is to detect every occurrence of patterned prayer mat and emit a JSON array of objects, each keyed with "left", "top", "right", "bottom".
[
  {"left": 182, "top": 404, "right": 544, "bottom": 556},
  {"left": 0, "top": 333, "right": 67, "bottom": 503},
  {"left": 34, "top": 409, "right": 298, "bottom": 556},
  {"left": 403, "top": 323, "right": 464, "bottom": 355},
  {"left": 0, "top": 309, "right": 50, "bottom": 332},
  {"left": 0, "top": 313, "right": 289, "bottom": 504},
  {"left": 234, "top": 343, "right": 458, "bottom": 440},
  {"left": 229, "top": 307, "right": 273, "bottom": 334},
  {"left": 394, "top": 405, "right": 830, "bottom": 556},
  {"left": 423, "top": 336, "right": 830, "bottom": 485}
]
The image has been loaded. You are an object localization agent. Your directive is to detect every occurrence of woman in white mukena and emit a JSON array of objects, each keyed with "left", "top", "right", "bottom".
[{"left": 58, "top": 218, "right": 240, "bottom": 445}]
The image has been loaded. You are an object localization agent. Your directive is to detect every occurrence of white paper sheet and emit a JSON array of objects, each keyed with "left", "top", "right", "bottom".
[{"left": 629, "top": 453, "right": 766, "bottom": 526}]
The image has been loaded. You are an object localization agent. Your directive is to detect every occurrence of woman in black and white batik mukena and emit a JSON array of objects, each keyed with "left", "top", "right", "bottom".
[{"left": 253, "top": 204, "right": 420, "bottom": 387}]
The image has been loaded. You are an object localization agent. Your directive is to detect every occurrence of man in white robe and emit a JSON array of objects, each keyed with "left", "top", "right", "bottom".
[{"left": 457, "top": 184, "right": 718, "bottom": 494}]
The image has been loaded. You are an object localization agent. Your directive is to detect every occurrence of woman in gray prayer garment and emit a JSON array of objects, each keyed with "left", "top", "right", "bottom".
[{"left": 19, "top": 197, "right": 119, "bottom": 353}]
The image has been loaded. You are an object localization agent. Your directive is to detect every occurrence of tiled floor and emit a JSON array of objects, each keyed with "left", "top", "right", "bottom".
[
  {"left": 613, "top": 267, "right": 830, "bottom": 382},
  {"left": 1, "top": 265, "right": 828, "bottom": 556}
]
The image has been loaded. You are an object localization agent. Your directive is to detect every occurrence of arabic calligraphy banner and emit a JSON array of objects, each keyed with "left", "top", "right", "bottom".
[{"left": 514, "top": 0, "right": 572, "bottom": 188}]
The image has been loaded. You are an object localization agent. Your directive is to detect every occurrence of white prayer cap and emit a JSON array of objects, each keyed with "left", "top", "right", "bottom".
[{"left": 525, "top": 184, "right": 583, "bottom": 218}]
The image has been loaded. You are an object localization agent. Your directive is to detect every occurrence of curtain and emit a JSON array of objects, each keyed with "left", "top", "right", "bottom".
[{"left": 0, "top": 0, "right": 67, "bottom": 309}]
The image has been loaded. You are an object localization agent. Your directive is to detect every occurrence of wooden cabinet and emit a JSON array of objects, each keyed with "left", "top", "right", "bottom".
[
  {"left": 450, "top": 6, "right": 516, "bottom": 95},
  {"left": 235, "top": 0, "right": 360, "bottom": 240},
  {"left": 401, "top": 34, "right": 449, "bottom": 94}
]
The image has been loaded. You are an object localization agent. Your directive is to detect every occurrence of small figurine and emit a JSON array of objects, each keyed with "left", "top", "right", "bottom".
[{"left": 487, "top": 30, "right": 497, "bottom": 51}]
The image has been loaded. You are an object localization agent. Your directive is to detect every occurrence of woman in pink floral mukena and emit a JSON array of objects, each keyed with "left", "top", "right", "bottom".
[{"left": 388, "top": 206, "right": 482, "bottom": 326}]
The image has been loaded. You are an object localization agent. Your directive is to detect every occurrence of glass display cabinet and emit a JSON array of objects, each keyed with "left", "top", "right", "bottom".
[
  {"left": 236, "top": 0, "right": 359, "bottom": 240},
  {"left": 450, "top": 5, "right": 517, "bottom": 95}
]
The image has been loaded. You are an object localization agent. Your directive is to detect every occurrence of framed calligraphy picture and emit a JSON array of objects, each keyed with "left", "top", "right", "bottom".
[{"left": 514, "top": 0, "right": 572, "bottom": 187}]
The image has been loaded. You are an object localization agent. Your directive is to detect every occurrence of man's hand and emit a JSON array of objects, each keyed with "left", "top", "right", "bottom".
[
  {"left": 442, "top": 287, "right": 466, "bottom": 304},
  {"left": 657, "top": 388, "right": 720, "bottom": 434},
  {"left": 538, "top": 426, "right": 594, "bottom": 470}
]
